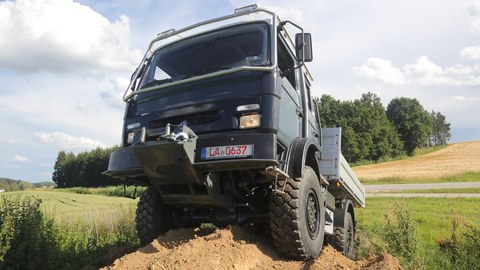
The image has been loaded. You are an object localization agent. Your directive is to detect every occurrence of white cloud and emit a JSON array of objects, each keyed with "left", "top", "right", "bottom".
[
  {"left": 12, "top": 155, "right": 28, "bottom": 162},
  {"left": 355, "top": 56, "right": 480, "bottom": 87},
  {"left": 353, "top": 57, "right": 406, "bottom": 85},
  {"left": 0, "top": 0, "right": 141, "bottom": 74},
  {"left": 32, "top": 131, "right": 107, "bottom": 149},
  {"left": 404, "top": 56, "right": 442, "bottom": 76},
  {"left": 100, "top": 76, "right": 130, "bottom": 110},
  {"left": 471, "top": 0, "right": 480, "bottom": 33},
  {"left": 461, "top": 46, "right": 480, "bottom": 61},
  {"left": 453, "top": 96, "right": 466, "bottom": 101}
]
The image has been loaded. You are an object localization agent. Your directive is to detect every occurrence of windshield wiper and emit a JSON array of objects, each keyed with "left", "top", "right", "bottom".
[
  {"left": 178, "top": 65, "right": 231, "bottom": 80},
  {"left": 141, "top": 78, "right": 174, "bottom": 89}
]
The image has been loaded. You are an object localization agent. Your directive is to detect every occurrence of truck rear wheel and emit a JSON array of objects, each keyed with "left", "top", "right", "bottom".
[
  {"left": 332, "top": 212, "right": 355, "bottom": 259},
  {"left": 270, "top": 166, "right": 325, "bottom": 259},
  {"left": 135, "top": 186, "right": 171, "bottom": 245}
]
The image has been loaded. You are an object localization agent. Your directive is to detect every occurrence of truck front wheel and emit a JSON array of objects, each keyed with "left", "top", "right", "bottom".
[
  {"left": 135, "top": 186, "right": 171, "bottom": 245},
  {"left": 270, "top": 166, "right": 325, "bottom": 259}
]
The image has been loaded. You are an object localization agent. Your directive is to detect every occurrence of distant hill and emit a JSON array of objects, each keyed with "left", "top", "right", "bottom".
[
  {"left": 353, "top": 141, "right": 480, "bottom": 180},
  {"left": 0, "top": 177, "right": 55, "bottom": 192}
]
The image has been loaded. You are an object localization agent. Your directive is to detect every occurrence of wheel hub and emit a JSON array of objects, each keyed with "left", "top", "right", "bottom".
[{"left": 306, "top": 190, "right": 319, "bottom": 238}]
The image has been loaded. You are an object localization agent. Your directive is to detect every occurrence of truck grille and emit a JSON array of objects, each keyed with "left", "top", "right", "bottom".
[{"left": 148, "top": 110, "right": 221, "bottom": 129}]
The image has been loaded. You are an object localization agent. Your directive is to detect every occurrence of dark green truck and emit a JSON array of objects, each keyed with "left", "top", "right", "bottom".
[{"left": 105, "top": 4, "right": 365, "bottom": 260}]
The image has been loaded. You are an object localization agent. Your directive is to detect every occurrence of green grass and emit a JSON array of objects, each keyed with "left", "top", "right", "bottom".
[
  {"left": 360, "top": 171, "right": 480, "bottom": 184},
  {"left": 357, "top": 197, "right": 480, "bottom": 269},
  {"left": 352, "top": 145, "right": 447, "bottom": 167},
  {"left": 414, "top": 145, "right": 447, "bottom": 156},
  {"left": 0, "top": 191, "right": 139, "bottom": 269},
  {"left": 56, "top": 185, "right": 146, "bottom": 198},
  {"left": 3, "top": 190, "right": 138, "bottom": 224},
  {"left": 386, "top": 188, "right": 480, "bottom": 194}
]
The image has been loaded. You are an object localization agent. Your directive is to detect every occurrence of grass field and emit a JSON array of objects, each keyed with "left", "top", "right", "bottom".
[
  {"left": 0, "top": 190, "right": 139, "bottom": 269},
  {"left": 3, "top": 190, "right": 138, "bottom": 224},
  {"left": 386, "top": 188, "right": 480, "bottom": 194},
  {"left": 356, "top": 196, "right": 480, "bottom": 268},
  {"left": 354, "top": 141, "right": 480, "bottom": 182},
  {"left": 360, "top": 171, "right": 480, "bottom": 184},
  {"left": 357, "top": 197, "right": 480, "bottom": 241}
]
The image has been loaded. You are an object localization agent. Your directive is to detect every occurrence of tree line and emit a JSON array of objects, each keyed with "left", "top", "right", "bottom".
[
  {"left": 318, "top": 92, "right": 451, "bottom": 163},
  {"left": 52, "top": 92, "right": 451, "bottom": 187},
  {"left": 0, "top": 178, "right": 55, "bottom": 191},
  {"left": 52, "top": 146, "right": 119, "bottom": 188}
]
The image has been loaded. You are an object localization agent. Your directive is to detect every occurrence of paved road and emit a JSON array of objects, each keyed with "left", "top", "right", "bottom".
[{"left": 364, "top": 182, "right": 480, "bottom": 198}]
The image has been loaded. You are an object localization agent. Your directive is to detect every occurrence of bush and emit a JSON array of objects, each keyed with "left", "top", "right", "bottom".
[
  {"left": 0, "top": 196, "right": 61, "bottom": 269},
  {"left": 380, "top": 203, "right": 419, "bottom": 269},
  {"left": 0, "top": 195, "right": 138, "bottom": 269},
  {"left": 437, "top": 217, "right": 480, "bottom": 270}
]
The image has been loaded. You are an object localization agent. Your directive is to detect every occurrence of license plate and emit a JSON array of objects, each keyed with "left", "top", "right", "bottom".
[{"left": 201, "top": 144, "right": 253, "bottom": 160}]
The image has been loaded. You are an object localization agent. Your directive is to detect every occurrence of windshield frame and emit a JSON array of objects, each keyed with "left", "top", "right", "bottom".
[
  {"left": 124, "top": 8, "right": 277, "bottom": 101},
  {"left": 139, "top": 22, "right": 271, "bottom": 90}
]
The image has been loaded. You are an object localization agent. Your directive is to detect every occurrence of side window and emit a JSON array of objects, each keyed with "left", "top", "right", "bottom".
[{"left": 277, "top": 37, "right": 296, "bottom": 88}]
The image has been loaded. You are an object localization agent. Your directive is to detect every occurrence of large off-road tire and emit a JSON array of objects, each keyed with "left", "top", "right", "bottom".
[
  {"left": 270, "top": 166, "right": 325, "bottom": 260},
  {"left": 332, "top": 212, "right": 355, "bottom": 259},
  {"left": 135, "top": 186, "right": 171, "bottom": 245}
]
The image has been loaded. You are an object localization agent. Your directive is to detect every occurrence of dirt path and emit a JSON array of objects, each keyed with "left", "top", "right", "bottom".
[
  {"left": 353, "top": 141, "right": 480, "bottom": 180},
  {"left": 100, "top": 226, "right": 402, "bottom": 270}
]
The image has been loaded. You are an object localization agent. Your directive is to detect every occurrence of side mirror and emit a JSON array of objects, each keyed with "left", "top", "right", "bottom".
[{"left": 295, "top": 33, "right": 313, "bottom": 62}]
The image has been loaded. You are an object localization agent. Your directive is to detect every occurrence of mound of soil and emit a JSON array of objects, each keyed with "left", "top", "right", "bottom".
[{"left": 101, "top": 226, "right": 402, "bottom": 270}]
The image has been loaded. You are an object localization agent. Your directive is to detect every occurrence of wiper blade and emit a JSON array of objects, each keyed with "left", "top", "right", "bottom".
[{"left": 141, "top": 78, "right": 174, "bottom": 88}]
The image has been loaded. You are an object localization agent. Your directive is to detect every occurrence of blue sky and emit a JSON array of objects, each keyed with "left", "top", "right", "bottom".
[{"left": 1, "top": 0, "right": 479, "bottom": 182}]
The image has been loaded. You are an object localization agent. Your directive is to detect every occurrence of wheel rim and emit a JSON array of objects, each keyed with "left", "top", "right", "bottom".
[{"left": 306, "top": 189, "right": 320, "bottom": 239}]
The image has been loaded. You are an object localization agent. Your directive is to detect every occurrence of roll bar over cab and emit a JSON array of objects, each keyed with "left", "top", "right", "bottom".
[{"left": 105, "top": 5, "right": 365, "bottom": 260}]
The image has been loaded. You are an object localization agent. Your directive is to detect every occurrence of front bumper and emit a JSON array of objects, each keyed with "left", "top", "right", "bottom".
[{"left": 104, "top": 132, "right": 277, "bottom": 184}]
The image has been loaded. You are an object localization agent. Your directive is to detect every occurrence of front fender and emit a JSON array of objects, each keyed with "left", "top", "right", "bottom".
[{"left": 285, "top": 137, "right": 321, "bottom": 179}]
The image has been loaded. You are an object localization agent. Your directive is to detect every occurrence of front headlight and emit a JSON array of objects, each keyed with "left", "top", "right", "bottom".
[{"left": 239, "top": 114, "right": 261, "bottom": 129}]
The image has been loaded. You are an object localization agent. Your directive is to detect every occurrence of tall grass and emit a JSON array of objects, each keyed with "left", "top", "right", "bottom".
[
  {"left": 0, "top": 195, "right": 138, "bottom": 270},
  {"left": 360, "top": 171, "right": 480, "bottom": 184},
  {"left": 357, "top": 198, "right": 480, "bottom": 269}
]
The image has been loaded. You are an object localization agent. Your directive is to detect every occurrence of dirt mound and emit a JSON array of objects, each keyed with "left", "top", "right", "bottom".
[{"left": 101, "top": 226, "right": 402, "bottom": 270}]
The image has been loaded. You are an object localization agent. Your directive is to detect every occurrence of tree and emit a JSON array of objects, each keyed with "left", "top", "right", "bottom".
[
  {"left": 318, "top": 93, "right": 403, "bottom": 162},
  {"left": 386, "top": 97, "right": 433, "bottom": 155},
  {"left": 359, "top": 93, "right": 404, "bottom": 160},
  {"left": 52, "top": 151, "right": 67, "bottom": 187},
  {"left": 52, "top": 151, "right": 77, "bottom": 187},
  {"left": 430, "top": 111, "right": 451, "bottom": 146},
  {"left": 52, "top": 147, "right": 119, "bottom": 187}
]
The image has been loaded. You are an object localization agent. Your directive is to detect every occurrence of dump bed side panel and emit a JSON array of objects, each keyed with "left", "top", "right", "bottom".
[{"left": 319, "top": 128, "right": 365, "bottom": 207}]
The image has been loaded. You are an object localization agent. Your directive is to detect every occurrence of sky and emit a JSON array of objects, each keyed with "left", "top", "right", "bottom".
[{"left": 0, "top": 0, "right": 479, "bottom": 182}]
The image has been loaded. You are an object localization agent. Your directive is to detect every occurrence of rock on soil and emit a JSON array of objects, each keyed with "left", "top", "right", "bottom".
[{"left": 100, "top": 226, "right": 403, "bottom": 270}]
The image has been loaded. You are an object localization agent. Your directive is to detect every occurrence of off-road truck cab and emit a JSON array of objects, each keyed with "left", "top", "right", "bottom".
[{"left": 105, "top": 5, "right": 365, "bottom": 260}]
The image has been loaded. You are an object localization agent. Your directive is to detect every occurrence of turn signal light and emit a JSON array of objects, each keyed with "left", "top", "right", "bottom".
[{"left": 127, "top": 132, "right": 135, "bottom": 144}]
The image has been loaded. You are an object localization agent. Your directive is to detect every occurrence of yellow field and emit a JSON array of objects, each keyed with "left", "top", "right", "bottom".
[{"left": 353, "top": 141, "right": 480, "bottom": 180}]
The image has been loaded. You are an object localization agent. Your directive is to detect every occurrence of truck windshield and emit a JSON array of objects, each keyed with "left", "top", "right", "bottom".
[{"left": 139, "top": 22, "right": 270, "bottom": 89}]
